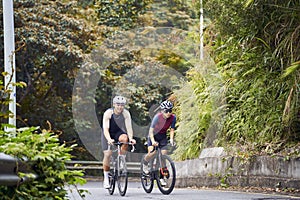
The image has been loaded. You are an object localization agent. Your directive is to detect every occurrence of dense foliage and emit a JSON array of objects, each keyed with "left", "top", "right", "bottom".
[
  {"left": 0, "top": 76, "right": 85, "bottom": 199},
  {"left": 169, "top": 0, "right": 300, "bottom": 160},
  {"left": 0, "top": 0, "right": 197, "bottom": 160},
  {"left": 1, "top": 0, "right": 298, "bottom": 171},
  {"left": 180, "top": 0, "right": 300, "bottom": 158},
  {"left": 95, "top": 0, "right": 152, "bottom": 30},
  {"left": 172, "top": 68, "right": 211, "bottom": 160},
  {"left": 0, "top": 0, "right": 101, "bottom": 157},
  {"left": 0, "top": 74, "right": 85, "bottom": 198}
]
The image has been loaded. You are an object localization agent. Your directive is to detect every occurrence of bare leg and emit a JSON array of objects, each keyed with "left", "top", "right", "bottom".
[
  {"left": 103, "top": 150, "right": 112, "bottom": 171},
  {"left": 161, "top": 149, "right": 168, "bottom": 155},
  {"left": 144, "top": 146, "right": 156, "bottom": 162},
  {"left": 118, "top": 134, "right": 129, "bottom": 155},
  {"left": 103, "top": 150, "right": 112, "bottom": 188}
]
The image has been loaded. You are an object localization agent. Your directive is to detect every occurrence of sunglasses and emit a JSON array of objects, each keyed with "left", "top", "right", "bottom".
[{"left": 164, "top": 109, "right": 172, "bottom": 113}]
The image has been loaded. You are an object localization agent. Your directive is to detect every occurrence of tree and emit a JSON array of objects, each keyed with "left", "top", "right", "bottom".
[
  {"left": 95, "top": 0, "right": 152, "bottom": 30},
  {"left": 0, "top": 0, "right": 201, "bottom": 161}
]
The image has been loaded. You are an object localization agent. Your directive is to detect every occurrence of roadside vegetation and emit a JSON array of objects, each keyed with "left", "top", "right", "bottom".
[
  {"left": 0, "top": 0, "right": 299, "bottom": 198},
  {"left": 186, "top": 0, "right": 300, "bottom": 160}
]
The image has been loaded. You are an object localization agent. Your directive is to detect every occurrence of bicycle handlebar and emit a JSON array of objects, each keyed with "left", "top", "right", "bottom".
[
  {"left": 108, "top": 141, "right": 136, "bottom": 152},
  {"left": 149, "top": 142, "right": 175, "bottom": 153}
]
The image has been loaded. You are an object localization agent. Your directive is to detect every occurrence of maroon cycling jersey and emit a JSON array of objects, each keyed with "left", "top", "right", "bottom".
[{"left": 151, "top": 112, "right": 176, "bottom": 134}]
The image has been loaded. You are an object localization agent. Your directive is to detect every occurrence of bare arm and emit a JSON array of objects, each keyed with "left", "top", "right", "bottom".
[
  {"left": 123, "top": 109, "right": 135, "bottom": 143},
  {"left": 149, "top": 127, "right": 155, "bottom": 143},
  {"left": 148, "top": 127, "right": 159, "bottom": 146},
  {"left": 102, "top": 109, "right": 114, "bottom": 144},
  {"left": 170, "top": 128, "right": 175, "bottom": 141}
]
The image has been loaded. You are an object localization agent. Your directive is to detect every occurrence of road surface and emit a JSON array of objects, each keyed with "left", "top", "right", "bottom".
[{"left": 67, "top": 180, "right": 299, "bottom": 200}]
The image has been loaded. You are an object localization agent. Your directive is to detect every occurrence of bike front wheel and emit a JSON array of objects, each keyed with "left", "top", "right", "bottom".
[
  {"left": 117, "top": 155, "right": 128, "bottom": 196},
  {"left": 108, "top": 158, "right": 116, "bottom": 195},
  {"left": 156, "top": 154, "right": 176, "bottom": 195},
  {"left": 140, "top": 155, "right": 154, "bottom": 193}
]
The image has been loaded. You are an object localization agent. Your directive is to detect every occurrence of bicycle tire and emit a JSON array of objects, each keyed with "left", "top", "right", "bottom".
[
  {"left": 117, "top": 155, "right": 128, "bottom": 196},
  {"left": 156, "top": 154, "right": 176, "bottom": 195},
  {"left": 108, "top": 157, "right": 116, "bottom": 195},
  {"left": 140, "top": 155, "right": 154, "bottom": 193}
]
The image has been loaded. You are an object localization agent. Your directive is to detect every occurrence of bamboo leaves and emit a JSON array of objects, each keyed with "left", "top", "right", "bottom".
[{"left": 282, "top": 61, "right": 300, "bottom": 79}]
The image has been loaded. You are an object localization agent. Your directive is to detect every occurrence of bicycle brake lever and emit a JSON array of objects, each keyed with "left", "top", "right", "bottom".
[{"left": 131, "top": 145, "right": 135, "bottom": 152}]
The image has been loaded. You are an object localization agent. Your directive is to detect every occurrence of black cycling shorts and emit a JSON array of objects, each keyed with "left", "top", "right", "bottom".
[
  {"left": 101, "top": 131, "right": 127, "bottom": 151},
  {"left": 147, "top": 133, "right": 168, "bottom": 150}
]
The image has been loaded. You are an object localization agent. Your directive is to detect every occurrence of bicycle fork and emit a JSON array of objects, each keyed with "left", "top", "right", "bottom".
[{"left": 117, "top": 145, "right": 127, "bottom": 176}]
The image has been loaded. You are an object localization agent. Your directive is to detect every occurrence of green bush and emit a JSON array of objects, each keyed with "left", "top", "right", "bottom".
[
  {"left": 0, "top": 126, "right": 86, "bottom": 200},
  {"left": 173, "top": 68, "right": 212, "bottom": 160}
]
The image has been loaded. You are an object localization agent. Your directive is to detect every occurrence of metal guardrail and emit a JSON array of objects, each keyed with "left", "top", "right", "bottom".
[
  {"left": 66, "top": 160, "right": 141, "bottom": 173},
  {"left": 0, "top": 153, "right": 36, "bottom": 186}
]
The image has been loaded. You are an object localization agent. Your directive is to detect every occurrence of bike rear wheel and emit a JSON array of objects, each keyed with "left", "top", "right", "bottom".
[
  {"left": 156, "top": 154, "right": 176, "bottom": 195},
  {"left": 140, "top": 155, "right": 154, "bottom": 193},
  {"left": 117, "top": 155, "right": 128, "bottom": 196}
]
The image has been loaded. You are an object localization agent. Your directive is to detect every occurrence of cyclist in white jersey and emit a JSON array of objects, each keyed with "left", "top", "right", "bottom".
[{"left": 101, "top": 95, "right": 136, "bottom": 189}]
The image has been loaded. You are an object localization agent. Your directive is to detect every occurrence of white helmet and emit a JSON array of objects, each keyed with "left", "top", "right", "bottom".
[
  {"left": 160, "top": 100, "right": 173, "bottom": 110},
  {"left": 113, "top": 95, "right": 127, "bottom": 105}
]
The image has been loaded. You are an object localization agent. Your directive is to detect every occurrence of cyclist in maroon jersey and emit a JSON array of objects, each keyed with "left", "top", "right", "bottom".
[{"left": 142, "top": 100, "right": 176, "bottom": 186}]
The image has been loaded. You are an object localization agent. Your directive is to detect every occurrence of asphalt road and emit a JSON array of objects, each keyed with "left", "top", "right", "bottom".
[{"left": 67, "top": 180, "right": 299, "bottom": 200}]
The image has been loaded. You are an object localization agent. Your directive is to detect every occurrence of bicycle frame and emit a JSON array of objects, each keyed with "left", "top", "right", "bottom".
[
  {"left": 109, "top": 142, "right": 135, "bottom": 167},
  {"left": 107, "top": 141, "right": 135, "bottom": 196},
  {"left": 150, "top": 146, "right": 165, "bottom": 173}
]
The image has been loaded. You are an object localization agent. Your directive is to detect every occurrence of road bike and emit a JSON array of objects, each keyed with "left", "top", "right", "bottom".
[
  {"left": 107, "top": 141, "right": 135, "bottom": 196},
  {"left": 140, "top": 143, "right": 176, "bottom": 195}
]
